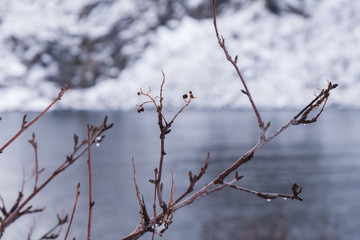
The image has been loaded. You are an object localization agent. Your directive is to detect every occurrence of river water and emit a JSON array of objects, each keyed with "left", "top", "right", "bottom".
[{"left": 0, "top": 109, "right": 359, "bottom": 239}]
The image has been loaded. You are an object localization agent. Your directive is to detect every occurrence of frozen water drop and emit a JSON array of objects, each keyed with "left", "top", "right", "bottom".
[
  {"left": 95, "top": 136, "right": 102, "bottom": 147},
  {"left": 283, "top": 197, "right": 288, "bottom": 200},
  {"left": 267, "top": 199, "right": 272, "bottom": 202}
]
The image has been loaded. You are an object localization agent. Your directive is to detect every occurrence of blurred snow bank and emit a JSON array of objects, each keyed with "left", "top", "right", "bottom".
[{"left": 0, "top": 0, "right": 359, "bottom": 111}]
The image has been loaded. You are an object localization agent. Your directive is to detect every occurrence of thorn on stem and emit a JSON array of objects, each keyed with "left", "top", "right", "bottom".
[
  {"left": 66, "top": 155, "right": 73, "bottom": 162},
  {"left": 265, "top": 121, "right": 271, "bottom": 131},
  {"left": 22, "top": 115, "right": 27, "bottom": 129},
  {"left": 235, "top": 171, "right": 243, "bottom": 181}
]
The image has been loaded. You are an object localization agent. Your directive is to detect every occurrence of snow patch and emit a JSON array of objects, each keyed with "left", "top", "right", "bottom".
[{"left": 0, "top": 0, "right": 359, "bottom": 111}]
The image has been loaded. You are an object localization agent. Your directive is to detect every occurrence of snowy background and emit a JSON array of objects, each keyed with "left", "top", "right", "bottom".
[{"left": 0, "top": 0, "right": 359, "bottom": 111}]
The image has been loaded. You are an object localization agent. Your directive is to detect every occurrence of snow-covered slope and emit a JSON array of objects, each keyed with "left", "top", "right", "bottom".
[{"left": 0, "top": 0, "right": 359, "bottom": 111}]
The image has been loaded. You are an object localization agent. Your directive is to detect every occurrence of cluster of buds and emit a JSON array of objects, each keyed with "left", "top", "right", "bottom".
[
  {"left": 182, "top": 91, "right": 195, "bottom": 101},
  {"left": 137, "top": 107, "right": 145, "bottom": 113},
  {"left": 137, "top": 90, "right": 195, "bottom": 113},
  {"left": 136, "top": 91, "right": 145, "bottom": 113}
]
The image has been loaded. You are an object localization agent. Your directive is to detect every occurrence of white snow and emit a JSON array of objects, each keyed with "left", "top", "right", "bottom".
[{"left": 0, "top": 0, "right": 359, "bottom": 111}]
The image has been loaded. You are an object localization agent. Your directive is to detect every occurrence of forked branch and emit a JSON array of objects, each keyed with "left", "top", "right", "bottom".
[
  {"left": 0, "top": 85, "right": 68, "bottom": 154},
  {"left": 137, "top": 72, "right": 195, "bottom": 217},
  {"left": 0, "top": 116, "right": 113, "bottom": 238},
  {"left": 121, "top": 1, "right": 337, "bottom": 239},
  {"left": 212, "top": 0, "right": 264, "bottom": 133}
]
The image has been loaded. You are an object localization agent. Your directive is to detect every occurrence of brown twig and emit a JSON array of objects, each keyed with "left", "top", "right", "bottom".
[
  {"left": 27, "top": 218, "right": 36, "bottom": 240},
  {"left": 212, "top": 0, "right": 264, "bottom": 134},
  {"left": 128, "top": 73, "right": 196, "bottom": 239},
  {"left": 136, "top": 72, "right": 195, "bottom": 217},
  {"left": 174, "top": 153, "right": 210, "bottom": 205},
  {"left": 132, "top": 158, "right": 145, "bottom": 226},
  {"left": 151, "top": 168, "right": 158, "bottom": 240},
  {"left": 28, "top": 133, "right": 44, "bottom": 192},
  {"left": 161, "top": 170, "right": 175, "bottom": 235},
  {"left": 293, "top": 81, "right": 338, "bottom": 124},
  {"left": 222, "top": 178, "right": 303, "bottom": 201},
  {"left": 64, "top": 183, "right": 80, "bottom": 240},
  {"left": 38, "top": 213, "right": 68, "bottom": 240},
  {"left": 86, "top": 124, "right": 94, "bottom": 240},
  {"left": 0, "top": 116, "right": 113, "bottom": 238},
  {"left": 0, "top": 84, "right": 68, "bottom": 154}
]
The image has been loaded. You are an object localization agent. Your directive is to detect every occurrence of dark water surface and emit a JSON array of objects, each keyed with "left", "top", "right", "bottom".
[{"left": 0, "top": 110, "right": 359, "bottom": 239}]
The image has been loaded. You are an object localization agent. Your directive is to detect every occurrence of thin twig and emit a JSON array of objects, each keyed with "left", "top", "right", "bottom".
[
  {"left": 38, "top": 213, "right": 68, "bottom": 240},
  {"left": 137, "top": 73, "right": 195, "bottom": 215},
  {"left": 293, "top": 81, "right": 338, "bottom": 124},
  {"left": 151, "top": 169, "right": 158, "bottom": 240},
  {"left": 211, "top": 0, "right": 264, "bottom": 132},
  {"left": 223, "top": 179, "right": 303, "bottom": 201},
  {"left": 86, "top": 124, "right": 94, "bottom": 240},
  {"left": 0, "top": 116, "right": 112, "bottom": 237},
  {"left": 0, "top": 84, "right": 68, "bottom": 154},
  {"left": 27, "top": 218, "right": 36, "bottom": 240},
  {"left": 28, "top": 133, "right": 44, "bottom": 192},
  {"left": 64, "top": 183, "right": 80, "bottom": 240},
  {"left": 174, "top": 153, "right": 210, "bottom": 205},
  {"left": 132, "top": 158, "right": 145, "bottom": 226}
]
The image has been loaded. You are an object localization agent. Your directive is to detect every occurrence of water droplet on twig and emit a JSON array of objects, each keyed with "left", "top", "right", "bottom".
[{"left": 95, "top": 136, "right": 102, "bottom": 147}]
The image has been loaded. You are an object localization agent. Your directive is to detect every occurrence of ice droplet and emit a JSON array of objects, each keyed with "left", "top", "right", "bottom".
[
  {"left": 95, "top": 136, "right": 102, "bottom": 147},
  {"left": 283, "top": 197, "right": 288, "bottom": 200},
  {"left": 267, "top": 199, "right": 272, "bottom": 202}
]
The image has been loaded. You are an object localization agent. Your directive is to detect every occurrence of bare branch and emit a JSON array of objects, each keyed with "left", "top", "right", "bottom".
[
  {"left": 151, "top": 168, "right": 158, "bottom": 240},
  {"left": 174, "top": 153, "right": 210, "bottom": 205},
  {"left": 28, "top": 133, "right": 44, "bottom": 192},
  {"left": 64, "top": 183, "right": 80, "bottom": 240},
  {"left": 293, "top": 81, "right": 338, "bottom": 124},
  {"left": 223, "top": 179, "right": 303, "bottom": 201},
  {"left": 0, "top": 84, "right": 68, "bottom": 154},
  {"left": 0, "top": 116, "right": 113, "bottom": 237},
  {"left": 211, "top": 0, "right": 264, "bottom": 133},
  {"left": 121, "top": 2, "right": 337, "bottom": 239},
  {"left": 38, "top": 213, "right": 68, "bottom": 240},
  {"left": 136, "top": 72, "right": 195, "bottom": 217},
  {"left": 27, "top": 218, "right": 35, "bottom": 240},
  {"left": 132, "top": 158, "right": 146, "bottom": 227},
  {"left": 86, "top": 125, "right": 94, "bottom": 240}
]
